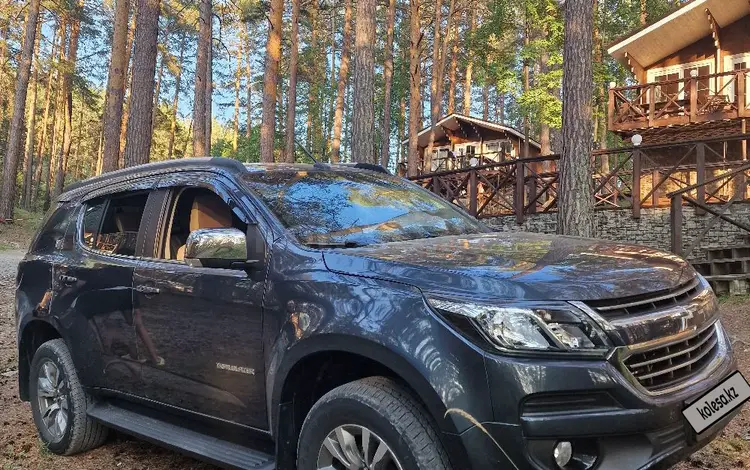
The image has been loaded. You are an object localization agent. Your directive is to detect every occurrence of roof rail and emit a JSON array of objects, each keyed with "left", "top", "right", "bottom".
[{"left": 63, "top": 157, "right": 246, "bottom": 193}]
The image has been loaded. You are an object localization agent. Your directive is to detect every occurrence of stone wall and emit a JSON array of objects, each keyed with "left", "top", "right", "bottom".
[{"left": 484, "top": 202, "right": 750, "bottom": 261}]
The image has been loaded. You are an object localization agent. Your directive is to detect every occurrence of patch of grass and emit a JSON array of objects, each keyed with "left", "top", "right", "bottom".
[
  {"left": 0, "top": 207, "right": 44, "bottom": 251},
  {"left": 708, "top": 436, "right": 749, "bottom": 456},
  {"left": 37, "top": 440, "right": 52, "bottom": 459},
  {"left": 718, "top": 294, "right": 750, "bottom": 305}
]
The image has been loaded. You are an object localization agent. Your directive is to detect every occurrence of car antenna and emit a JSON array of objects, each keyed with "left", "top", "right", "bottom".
[{"left": 295, "top": 140, "right": 318, "bottom": 164}]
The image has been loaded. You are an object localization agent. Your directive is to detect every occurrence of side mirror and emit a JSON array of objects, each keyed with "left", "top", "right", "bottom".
[{"left": 184, "top": 228, "right": 250, "bottom": 269}]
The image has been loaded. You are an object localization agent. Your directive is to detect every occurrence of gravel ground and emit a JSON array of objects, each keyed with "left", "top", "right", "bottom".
[{"left": 0, "top": 244, "right": 748, "bottom": 469}]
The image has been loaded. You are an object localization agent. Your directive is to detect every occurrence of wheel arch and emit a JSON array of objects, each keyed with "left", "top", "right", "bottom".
[
  {"left": 270, "top": 334, "right": 468, "bottom": 469},
  {"left": 18, "top": 319, "right": 63, "bottom": 401}
]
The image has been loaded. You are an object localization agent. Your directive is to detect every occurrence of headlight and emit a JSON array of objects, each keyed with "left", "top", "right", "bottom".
[{"left": 427, "top": 298, "right": 612, "bottom": 355}]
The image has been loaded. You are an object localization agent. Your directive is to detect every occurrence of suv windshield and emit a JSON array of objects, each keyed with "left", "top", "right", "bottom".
[{"left": 243, "top": 169, "right": 489, "bottom": 247}]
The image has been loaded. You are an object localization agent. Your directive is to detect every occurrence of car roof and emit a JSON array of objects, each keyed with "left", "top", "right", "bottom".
[{"left": 57, "top": 158, "right": 390, "bottom": 203}]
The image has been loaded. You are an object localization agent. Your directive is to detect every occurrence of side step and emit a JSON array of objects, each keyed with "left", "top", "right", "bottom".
[{"left": 88, "top": 402, "right": 275, "bottom": 470}]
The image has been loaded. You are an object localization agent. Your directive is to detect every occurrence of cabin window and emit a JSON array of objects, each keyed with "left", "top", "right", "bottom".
[
  {"left": 648, "top": 60, "right": 713, "bottom": 103},
  {"left": 654, "top": 73, "right": 680, "bottom": 102}
]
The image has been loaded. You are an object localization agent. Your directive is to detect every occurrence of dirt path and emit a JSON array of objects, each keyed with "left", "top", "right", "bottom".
[{"left": 0, "top": 249, "right": 748, "bottom": 469}]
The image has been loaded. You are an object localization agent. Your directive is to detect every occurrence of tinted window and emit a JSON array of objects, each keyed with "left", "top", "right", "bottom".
[
  {"left": 243, "top": 170, "right": 488, "bottom": 247},
  {"left": 32, "top": 205, "right": 74, "bottom": 253},
  {"left": 82, "top": 192, "right": 148, "bottom": 256}
]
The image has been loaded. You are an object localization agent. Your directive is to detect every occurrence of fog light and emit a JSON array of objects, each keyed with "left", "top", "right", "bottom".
[{"left": 553, "top": 441, "right": 573, "bottom": 468}]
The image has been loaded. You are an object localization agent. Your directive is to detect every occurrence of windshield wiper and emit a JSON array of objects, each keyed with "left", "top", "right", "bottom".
[{"left": 305, "top": 241, "right": 365, "bottom": 249}]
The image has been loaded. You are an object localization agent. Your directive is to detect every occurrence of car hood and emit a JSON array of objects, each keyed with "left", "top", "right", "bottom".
[{"left": 322, "top": 232, "right": 695, "bottom": 301}]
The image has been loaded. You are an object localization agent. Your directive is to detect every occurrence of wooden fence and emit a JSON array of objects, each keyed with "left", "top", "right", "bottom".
[{"left": 408, "top": 134, "right": 750, "bottom": 225}]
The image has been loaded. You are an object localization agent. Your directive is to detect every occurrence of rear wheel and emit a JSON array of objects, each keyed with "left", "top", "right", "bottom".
[
  {"left": 29, "top": 339, "right": 109, "bottom": 455},
  {"left": 297, "top": 376, "right": 451, "bottom": 470}
]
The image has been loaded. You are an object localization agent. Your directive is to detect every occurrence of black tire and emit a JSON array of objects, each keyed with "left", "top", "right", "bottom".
[
  {"left": 29, "top": 338, "right": 109, "bottom": 455},
  {"left": 297, "top": 376, "right": 451, "bottom": 470}
]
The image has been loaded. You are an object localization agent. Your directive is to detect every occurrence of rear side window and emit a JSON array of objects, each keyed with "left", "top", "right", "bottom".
[
  {"left": 82, "top": 192, "right": 149, "bottom": 256},
  {"left": 31, "top": 205, "right": 75, "bottom": 253}
]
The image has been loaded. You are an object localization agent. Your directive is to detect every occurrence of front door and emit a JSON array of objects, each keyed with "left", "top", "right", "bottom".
[{"left": 132, "top": 177, "right": 268, "bottom": 429}]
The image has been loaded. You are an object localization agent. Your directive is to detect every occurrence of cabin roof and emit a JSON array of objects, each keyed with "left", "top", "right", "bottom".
[
  {"left": 401, "top": 113, "right": 542, "bottom": 149},
  {"left": 608, "top": 0, "right": 750, "bottom": 69}
]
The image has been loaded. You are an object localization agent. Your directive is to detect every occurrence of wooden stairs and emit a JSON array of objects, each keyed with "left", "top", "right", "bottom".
[{"left": 693, "top": 241, "right": 750, "bottom": 296}]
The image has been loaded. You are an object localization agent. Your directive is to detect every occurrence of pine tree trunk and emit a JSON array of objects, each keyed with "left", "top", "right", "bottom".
[
  {"left": 307, "top": 0, "right": 322, "bottom": 157},
  {"left": 557, "top": 0, "right": 595, "bottom": 237},
  {"left": 379, "top": 0, "right": 397, "bottom": 168},
  {"left": 22, "top": 47, "right": 39, "bottom": 209},
  {"left": 45, "top": 45, "right": 66, "bottom": 212},
  {"left": 397, "top": 96, "right": 406, "bottom": 167},
  {"left": 122, "top": 0, "right": 162, "bottom": 168},
  {"left": 447, "top": 23, "right": 457, "bottom": 114},
  {"left": 193, "top": 0, "right": 211, "bottom": 157},
  {"left": 0, "top": 0, "right": 41, "bottom": 220},
  {"left": 245, "top": 23, "right": 252, "bottom": 140},
  {"left": 151, "top": 49, "right": 165, "bottom": 138},
  {"left": 640, "top": 0, "right": 647, "bottom": 26},
  {"left": 39, "top": 23, "right": 64, "bottom": 208},
  {"left": 520, "top": 14, "right": 530, "bottom": 162},
  {"left": 205, "top": 37, "right": 212, "bottom": 156},
  {"left": 54, "top": 1, "right": 83, "bottom": 198},
  {"left": 0, "top": 23, "right": 9, "bottom": 154},
  {"left": 351, "top": 0, "right": 376, "bottom": 163},
  {"left": 283, "top": 0, "right": 300, "bottom": 163},
  {"left": 100, "top": 0, "right": 130, "bottom": 173},
  {"left": 463, "top": 8, "right": 475, "bottom": 114},
  {"left": 425, "top": 0, "right": 442, "bottom": 169},
  {"left": 233, "top": 41, "right": 242, "bottom": 153},
  {"left": 167, "top": 31, "right": 185, "bottom": 158},
  {"left": 118, "top": 14, "right": 136, "bottom": 168},
  {"left": 259, "top": 0, "right": 283, "bottom": 163},
  {"left": 325, "top": 12, "right": 337, "bottom": 156},
  {"left": 330, "top": 0, "right": 353, "bottom": 163},
  {"left": 33, "top": 25, "right": 57, "bottom": 203},
  {"left": 407, "top": 0, "right": 421, "bottom": 177}
]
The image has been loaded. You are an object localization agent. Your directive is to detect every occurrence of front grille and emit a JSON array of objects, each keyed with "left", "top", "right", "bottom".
[
  {"left": 587, "top": 277, "right": 701, "bottom": 320},
  {"left": 624, "top": 324, "right": 719, "bottom": 393}
]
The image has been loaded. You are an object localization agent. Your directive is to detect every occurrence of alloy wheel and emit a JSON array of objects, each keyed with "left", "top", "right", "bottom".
[
  {"left": 36, "top": 359, "right": 70, "bottom": 441},
  {"left": 316, "top": 424, "right": 404, "bottom": 470}
]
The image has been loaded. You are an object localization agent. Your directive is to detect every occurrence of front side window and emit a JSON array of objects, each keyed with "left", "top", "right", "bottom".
[
  {"left": 160, "top": 187, "right": 247, "bottom": 261},
  {"left": 243, "top": 169, "right": 489, "bottom": 247},
  {"left": 82, "top": 192, "right": 148, "bottom": 256}
]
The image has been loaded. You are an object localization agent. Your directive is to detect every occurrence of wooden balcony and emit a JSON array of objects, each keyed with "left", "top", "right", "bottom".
[{"left": 608, "top": 70, "right": 750, "bottom": 132}]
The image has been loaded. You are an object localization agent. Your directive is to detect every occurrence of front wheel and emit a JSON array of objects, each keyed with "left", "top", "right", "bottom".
[
  {"left": 297, "top": 376, "right": 451, "bottom": 470},
  {"left": 29, "top": 339, "right": 109, "bottom": 455}
]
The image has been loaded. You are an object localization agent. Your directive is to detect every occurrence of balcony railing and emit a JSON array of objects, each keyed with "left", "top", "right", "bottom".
[
  {"left": 608, "top": 70, "right": 749, "bottom": 132},
  {"left": 408, "top": 134, "right": 750, "bottom": 225}
]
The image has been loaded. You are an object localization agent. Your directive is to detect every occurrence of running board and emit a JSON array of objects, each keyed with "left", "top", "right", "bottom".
[{"left": 87, "top": 402, "right": 275, "bottom": 470}]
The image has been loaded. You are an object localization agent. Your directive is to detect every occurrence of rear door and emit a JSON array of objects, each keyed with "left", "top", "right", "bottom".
[
  {"left": 49, "top": 188, "right": 154, "bottom": 396},
  {"left": 132, "top": 173, "right": 269, "bottom": 429}
]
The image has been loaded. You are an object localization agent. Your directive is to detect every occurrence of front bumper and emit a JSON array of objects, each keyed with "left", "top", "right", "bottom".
[{"left": 457, "top": 323, "right": 738, "bottom": 470}]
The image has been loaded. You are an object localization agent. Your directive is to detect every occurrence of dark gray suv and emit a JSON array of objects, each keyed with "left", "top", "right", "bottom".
[{"left": 15, "top": 158, "right": 739, "bottom": 470}]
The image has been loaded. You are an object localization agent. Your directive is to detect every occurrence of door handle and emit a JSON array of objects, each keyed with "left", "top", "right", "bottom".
[
  {"left": 58, "top": 275, "right": 78, "bottom": 285},
  {"left": 135, "top": 285, "right": 160, "bottom": 296}
]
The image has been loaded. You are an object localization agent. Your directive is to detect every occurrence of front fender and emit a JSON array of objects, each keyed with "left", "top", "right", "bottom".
[{"left": 264, "top": 272, "right": 494, "bottom": 436}]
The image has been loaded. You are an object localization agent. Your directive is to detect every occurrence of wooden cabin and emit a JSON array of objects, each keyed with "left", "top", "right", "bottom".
[
  {"left": 608, "top": 0, "right": 750, "bottom": 146},
  {"left": 399, "top": 114, "right": 542, "bottom": 175}
]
